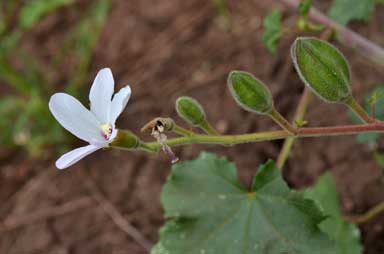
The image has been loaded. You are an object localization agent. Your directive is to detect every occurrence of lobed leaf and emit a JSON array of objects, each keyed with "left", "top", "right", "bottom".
[
  {"left": 153, "top": 152, "right": 336, "bottom": 254},
  {"left": 305, "top": 173, "right": 363, "bottom": 254}
]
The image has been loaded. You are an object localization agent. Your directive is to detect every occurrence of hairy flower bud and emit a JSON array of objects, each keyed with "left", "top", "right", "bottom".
[
  {"left": 176, "top": 96, "right": 206, "bottom": 126},
  {"left": 228, "top": 71, "right": 273, "bottom": 114},
  {"left": 291, "top": 37, "right": 352, "bottom": 103}
]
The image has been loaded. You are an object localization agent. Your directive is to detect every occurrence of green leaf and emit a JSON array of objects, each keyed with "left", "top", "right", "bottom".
[
  {"left": 153, "top": 153, "right": 336, "bottom": 254},
  {"left": 262, "top": 10, "right": 282, "bottom": 54},
  {"left": 299, "top": 0, "right": 313, "bottom": 17},
  {"left": 328, "top": 0, "right": 378, "bottom": 25},
  {"left": 19, "top": 0, "right": 74, "bottom": 30},
  {"left": 305, "top": 173, "right": 363, "bottom": 254},
  {"left": 291, "top": 37, "right": 352, "bottom": 103},
  {"left": 228, "top": 71, "right": 274, "bottom": 114},
  {"left": 176, "top": 96, "right": 206, "bottom": 126}
]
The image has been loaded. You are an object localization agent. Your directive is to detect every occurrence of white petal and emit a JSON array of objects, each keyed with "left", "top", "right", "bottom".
[
  {"left": 56, "top": 144, "right": 102, "bottom": 169},
  {"left": 89, "top": 68, "right": 114, "bottom": 123},
  {"left": 49, "top": 93, "right": 105, "bottom": 144},
  {"left": 110, "top": 86, "right": 131, "bottom": 124}
]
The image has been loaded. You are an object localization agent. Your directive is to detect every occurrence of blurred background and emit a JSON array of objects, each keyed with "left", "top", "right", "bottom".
[{"left": 0, "top": 0, "right": 383, "bottom": 253}]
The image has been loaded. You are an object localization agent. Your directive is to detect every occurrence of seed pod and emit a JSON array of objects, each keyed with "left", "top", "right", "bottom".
[
  {"left": 291, "top": 37, "right": 352, "bottom": 103},
  {"left": 176, "top": 96, "right": 206, "bottom": 126},
  {"left": 228, "top": 71, "right": 273, "bottom": 114}
]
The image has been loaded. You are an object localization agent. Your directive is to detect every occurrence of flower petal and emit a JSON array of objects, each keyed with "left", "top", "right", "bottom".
[
  {"left": 56, "top": 144, "right": 101, "bottom": 169},
  {"left": 49, "top": 93, "right": 105, "bottom": 144},
  {"left": 110, "top": 85, "right": 131, "bottom": 124},
  {"left": 89, "top": 68, "right": 114, "bottom": 123}
]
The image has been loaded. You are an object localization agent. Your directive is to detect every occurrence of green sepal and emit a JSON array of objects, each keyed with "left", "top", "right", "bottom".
[
  {"left": 291, "top": 37, "right": 352, "bottom": 103},
  {"left": 176, "top": 96, "right": 206, "bottom": 126},
  {"left": 228, "top": 70, "right": 274, "bottom": 114},
  {"left": 110, "top": 130, "right": 139, "bottom": 149}
]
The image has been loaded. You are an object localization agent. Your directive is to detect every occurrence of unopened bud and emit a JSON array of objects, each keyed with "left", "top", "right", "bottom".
[
  {"left": 228, "top": 71, "right": 274, "bottom": 114},
  {"left": 175, "top": 96, "right": 206, "bottom": 126},
  {"left": 291, "top": 37, "right": 352, "bottom": 103}
]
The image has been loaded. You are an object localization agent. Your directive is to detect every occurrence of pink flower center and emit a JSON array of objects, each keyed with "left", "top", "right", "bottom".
[{"left": 100, "top": 123, "right": 113, "bottom": 140}]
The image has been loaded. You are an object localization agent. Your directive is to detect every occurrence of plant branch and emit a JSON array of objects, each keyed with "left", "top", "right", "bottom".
[
  {"left": 113, "top": 122, "right": 384, "bottom": 152},
  {"left": 277, "top": 88, "right": 311, "bottom": 168},
  {"left": 173, "top": 124, "right": 196, "bottom": 136},
  {"left": 200, "top": 120, "right": 219, "bottom": 135},
  {"left": 280, "top": 0, "right": 384, "bottom": 67},
  {"left": 348, "top": 201, "right": 384, "bottom": 224},
  {"left": 346, "top": 97, "right": 377, "bottom": 124}
]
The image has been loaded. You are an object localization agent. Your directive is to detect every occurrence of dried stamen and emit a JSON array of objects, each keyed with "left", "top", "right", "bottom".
[{"left": 151, "top": 123, "right": 179, "bottom": 164}]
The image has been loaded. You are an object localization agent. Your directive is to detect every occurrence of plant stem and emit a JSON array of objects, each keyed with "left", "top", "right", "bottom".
[
  {"left": 346, "top": 97, "right": 376, "bottom": 124},
  {"left": 277, "top": 88, "right": 311, "bottom": 169},
  {"left": 349, "top": 201, "right": 384, "bottom": 224},
  {"left": 173, "top": 124, "right": 196, "bottom": 137},
  {"left": 199, "top": 120, "right": 219, "bottom": 135},
  {"left": 280, "top": 0, "right": 384, "bottom": 67},
  {"left": 112, "top": 122, "right": 384, "bottom": 152},
  {"left": 268, "top": 108, "right": 297, "bottom": 134}
]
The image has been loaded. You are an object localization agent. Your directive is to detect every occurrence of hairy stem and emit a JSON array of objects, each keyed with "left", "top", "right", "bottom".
[
  {"left": 112, "top": 122, "right": 384, "bottom": 152},
  {"left": 173, "top": 124, "right": 196, "bottom": 136},
  {"left": 280, "top": 0, "right": 384, "bottom": 67},
  {"left": 277, "top": 88, "right": 311, "bottom": 168},
  {"left": 199, "top": 120, "right": 219, "bottom": 135},
  {"left": 268, "top": 108, "right": 297, "bottom": 134},
  {"left": 346, "top": 97, "right": 376, "bottom": 124}
]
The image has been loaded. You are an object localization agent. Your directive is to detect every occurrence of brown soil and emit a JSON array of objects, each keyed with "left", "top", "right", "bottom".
[{"left": 1, "top": 0, "right": 384, "bottom": 253}]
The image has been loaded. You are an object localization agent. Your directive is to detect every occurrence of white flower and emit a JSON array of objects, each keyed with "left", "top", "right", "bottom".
[{"left": 49, "top": 68, "right": 131, "bottom": 169}]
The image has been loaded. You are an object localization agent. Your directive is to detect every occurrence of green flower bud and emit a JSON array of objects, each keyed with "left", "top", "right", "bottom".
[
  {"left": 176, "top": 96, "right": 206, "bottom": 126},
  {"left": 291, "top": 37, "right": 352, "bottom": 103},
  {"left": 228, "top": 71, "right": 273, "bottom": 114}
]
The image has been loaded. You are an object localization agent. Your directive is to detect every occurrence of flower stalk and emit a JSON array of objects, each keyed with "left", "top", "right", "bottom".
[
  {"left": 268, "top": 108, "right": 297, "bottom": 134},
  {"left": 112, "top": 122, "right": 384, "bottom": 152},
  {"left": 346, "top": 97, "right": 377, "bottom": 124}
]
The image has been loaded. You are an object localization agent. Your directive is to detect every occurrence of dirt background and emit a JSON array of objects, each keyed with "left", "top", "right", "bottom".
[{"left": 1, "top": 0, "right": 384, "bottom": 253}]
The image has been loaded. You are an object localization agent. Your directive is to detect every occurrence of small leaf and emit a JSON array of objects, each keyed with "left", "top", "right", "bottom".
[
  {"left": 305, "top": 173, "right": 363, "bottom": 254},
  {"left": 299, "top": 0, "right": 313, "bottom": 16},
  {"left": 262, "top": 10, "right": 283, "bottom": 54},
  {"left": 19, "top": 0, "right": 74, "bottom": 30},
  {"left": 291, "top": 37, "right": 352, "bottom": 103},
  {"left": 176, "top": 96, "right": 206, "bottom": 126},
  {"left": 153, "top": 153, "right": 336, "bottom": 254},
  {"left": 328, "top": 0, "right": 377, "bottom": 25},
  {"left": 228, "top": 71, "right": 274, "bottom": 114}
]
